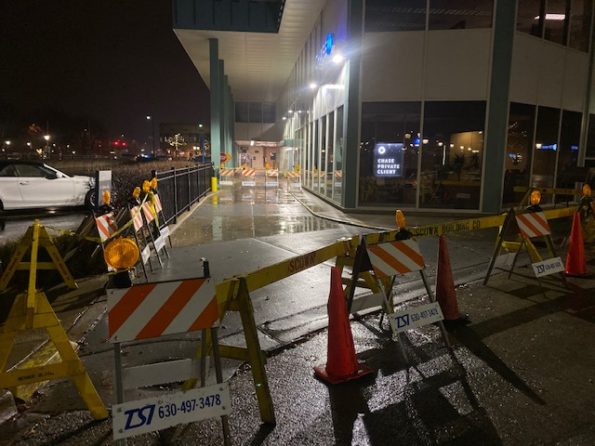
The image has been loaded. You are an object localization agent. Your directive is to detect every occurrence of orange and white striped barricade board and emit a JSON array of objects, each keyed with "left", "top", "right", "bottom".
[
  {"left": 484, "top": 209, "right": 566, "bottom": 285},
  {"left": 220, "top": 168, "right": 235, "bottom": 186},
  {"left": 265, "top": 169, "right": 279, "bottom": 188},
  {"left": 286, "top": 170, "right": 301, "bottom": 189},
  {"left": 128, "top": 205, "right": 150, "bottom": 278},
  {"left": 95, "top": 212, "right": 118, "bottom": 272},
  {"left": 345, "top": 237, "right": 449, "bottom": 360},
  {"left": 141, "top": 201, "right": 168, "bottom": 262},
  {"left": 107, "top": 278, "right": 232, "bottom": 443},
  {"left": 95, "top": 212, "right": 118, "bottom": 242},
  {"left": 152, "top": 193, "right": 172, "bottom": 250},
  {"left": 241, "top": 168, "right": 256, "bottom": 187}
]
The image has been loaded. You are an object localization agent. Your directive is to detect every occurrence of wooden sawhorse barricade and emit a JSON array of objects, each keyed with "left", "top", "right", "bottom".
[
  {"left": 0, "top": 220, "right": 107, "bottom": 419},
  {"left": 339, "top": 233, "right": 451, "bottom": 362},
  {"left": 107, "top": 275, "right": 231, "bottom": 444},
  {"left": 484, "top": 209, "right": 568, "bottom": 289}
]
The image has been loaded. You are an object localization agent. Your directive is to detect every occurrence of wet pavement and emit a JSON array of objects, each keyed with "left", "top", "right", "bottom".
[
  {"left": 1, "top": 179, "right": 595, "bottom": 445},
  {"left": 0, "top": 210, "right": 88, "bottom": 245}
]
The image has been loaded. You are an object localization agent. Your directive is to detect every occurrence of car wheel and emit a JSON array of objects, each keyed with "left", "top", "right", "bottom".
[{"left": 85, "top": 189, "right": 96, "bottom": 210}]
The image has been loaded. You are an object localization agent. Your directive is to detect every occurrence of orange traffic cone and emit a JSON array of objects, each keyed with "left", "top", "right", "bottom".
[
  {"left": 314, "top": 267, "right": 373, "bottom": 384},
  {"left": 565, "top": 212, "right": 588, "bottom": 277},
  {"left": 436, "top": 235, "right": 470, "bottom": 329}
]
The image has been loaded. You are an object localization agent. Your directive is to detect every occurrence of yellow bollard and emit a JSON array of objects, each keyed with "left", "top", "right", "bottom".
[{"left": 211, "top": 176, "right": 218, "bottom": 192}]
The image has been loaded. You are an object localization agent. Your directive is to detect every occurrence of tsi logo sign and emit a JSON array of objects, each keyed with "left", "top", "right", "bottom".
[{"left": 124, "top": 404, "right": 156, "bottom": 430}]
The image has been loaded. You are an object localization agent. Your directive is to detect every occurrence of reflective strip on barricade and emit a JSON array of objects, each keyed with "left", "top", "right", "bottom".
[
  {"left": 242, "top": 169, "right": 256, "bottom": 177},
  {"left": 515, "top": 211, "right": 551, "bottom": 238},
  {"left": 221, "top": 169, "right": 235, "bottom": 177},
  {"left": 130, "top": 206, "right": 144, "bottom": 232},
  {"left": 154, "top": 194, "right": 163, "bottom": 213},
  {"left": 286, "top": 171, "right": 300, "bottom": 178},
  {"left": 142, "top": 202, "right": 155, "bottom": 223},
  {"left": 267, "top": 169, "right": 278, "bottom": 177},
  {"left": 107, "top": 278, "right": 217, "bottom": 342},
  {"left": 95, "top": 212, "right": 118, "bottom": 242},
  {"left": 367, "top": 239, "right": 425, "bottom": 277}
]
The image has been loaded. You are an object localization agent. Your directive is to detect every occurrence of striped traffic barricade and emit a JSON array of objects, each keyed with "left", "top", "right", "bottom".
[
  {"left": 344, "top": 236, "right": 450, "bottom": 363},
  {"left": 128, "top": 204, "right": 152, "bottom": 278},
  {"left": 95, "top": 212, "right": 118, "bottom": 242},
  {"left": 219, "top": 168, "right": 236, "bottom": 186},
  {"left": 265, "top": 169, "right": 279, "bottom": 188},
  {"left": 107, "top": 273, "right": 231, "bottom": 444},
  {"left": 286, "top": 170, "right": 301, "bottom": 189},
  {"left": 141, "top": 200, "right": 167, "bottom": 266},
  {"left": 241, "top": 168, "right": 256, "bottom": 187},
  {"left": 484, "top": 208, "right": 567, "bottom": 288}
]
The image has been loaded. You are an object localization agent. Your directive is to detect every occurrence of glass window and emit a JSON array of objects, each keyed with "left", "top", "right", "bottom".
[
  {"left": 420, "top": 101, "right": 485, "bottom": 210},
  {"left": 0, "top": 164, "right": 17, "bottom": 177},
  {"left": 503, "top": 103, "right": 536, "bottom": 207},
  {"left": 16, "top": 164, "right": 48, "bottom": 177},
  {"left": 545, "top": 0, "right": 570, "bottom": 44},
  {"left": 235, "top": 102, "right": 250, "bottom": 122},
  {"left": 517, "top": 0, "right": 545, "bottom": 36},
  {"left": 359, "top": 102, "right": 421, "bottom": 207},
  {"left": 532, "top": 106, "right": 561, "bottom": 203},
  {"left": 326, "top": 112, "right": 335, "bottom": 199},
  {"left": 262, "top": 103, "right": 276, "bottom": 122},
  {"left": 365, "top": 0, "right": 426, "bottom": 32},
  {"left": 556, "top": 110, "right": 582, "bottom": 201},
  {"left": 334, "top": 106, "right": 344, "bottom": 204},
  {"left": 570, "top": 0, "right": 593, "bottom": 51},
  {"left": 320, "top": 116, "right": 327, "bottom": 195},
  {"left": 587, "top": 114, "right": 595, "bottom": 158},
  {"left": 429, "top": 0, "right": 493, "bottom": 30}
]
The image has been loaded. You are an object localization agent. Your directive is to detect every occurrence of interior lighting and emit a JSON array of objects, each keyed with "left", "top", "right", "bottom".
[
  {"left": 438, "top": 142, "right": 444, "bottom": 147},
  {"left": 535, "top": 143, "right": 542, "bottom": 149},
  {"left": 332, "top": 53, "right": 345, "bottom": 64},
  {"left": 288, "top": 109, "right": 293, "bottom": 114},
  {"left": 250, "top": 140, "right": 255, "bottom": 146},
  {"left": 535, "top": 14, "right": 565, "bottom": 20},
  {"left": 450, "top": 144, "right": 454, "bottom": 148},
  {"left": 282, "top": 116, "right": 287, "bottom": 120},
  {"left": 460, "top": 146, "right": 464, "bottom": 150},
  {"left": 422, "top": 139, "right": 429, "bottom": 144},
  {"left": 309, "top": 82, "right": 318, "bottom": 90}
]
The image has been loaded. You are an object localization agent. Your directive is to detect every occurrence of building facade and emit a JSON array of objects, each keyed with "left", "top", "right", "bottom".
[{"left": 174, "top": 0, "right": 595, "bottom": 213}]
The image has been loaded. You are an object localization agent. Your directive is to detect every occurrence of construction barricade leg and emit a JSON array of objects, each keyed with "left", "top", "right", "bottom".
[{"left": 0, "top": 292, "right": 107, "bottom": 420}]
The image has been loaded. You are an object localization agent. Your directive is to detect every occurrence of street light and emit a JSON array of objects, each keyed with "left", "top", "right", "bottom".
[
  {"left": 2, "top": 140, "right": 10, "bottom": 155},
  {"left": 43, "top": 134, "right": 51, "bottom": 159},
  {"left": 146, "top": 115, "right": 155, "bottom": 157}
]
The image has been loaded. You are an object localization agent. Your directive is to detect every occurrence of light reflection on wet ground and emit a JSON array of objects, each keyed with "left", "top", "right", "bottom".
[{"left": 172, "top": 181, "right": 340, "bottom": 246}]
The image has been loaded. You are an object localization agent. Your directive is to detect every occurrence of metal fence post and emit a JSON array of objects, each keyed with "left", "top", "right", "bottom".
[
  {"left": 187, "top": 166, "right": 191, "bottom": 210},
  {"left": 172, "top": 167, "right": 178, "bottom": 224}
]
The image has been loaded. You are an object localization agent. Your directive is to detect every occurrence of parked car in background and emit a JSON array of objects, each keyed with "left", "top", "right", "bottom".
[{"left": 0, "top": 161, "right": 95, "bottom": 211}]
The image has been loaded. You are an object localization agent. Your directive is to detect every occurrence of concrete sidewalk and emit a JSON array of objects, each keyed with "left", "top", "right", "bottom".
[{"left": 2, "top": 182, "right": 595, "bottom": 445}]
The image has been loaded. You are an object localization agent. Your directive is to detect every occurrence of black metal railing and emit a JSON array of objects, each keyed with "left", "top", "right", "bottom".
[{"left": 152, "top": 164, "right": 213, "bottom": 226}]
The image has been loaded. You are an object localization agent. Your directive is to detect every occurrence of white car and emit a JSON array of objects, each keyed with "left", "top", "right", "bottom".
[{"left": 0, "top": 161, "right": 95, "bottom": 210}]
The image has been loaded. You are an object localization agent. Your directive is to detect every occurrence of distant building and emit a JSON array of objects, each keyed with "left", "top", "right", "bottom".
[{"left": 159, "top": 123, "right": 210, "bottom": 160}]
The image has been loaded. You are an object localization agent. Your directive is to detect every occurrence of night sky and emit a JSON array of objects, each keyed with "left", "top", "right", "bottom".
[{"left": 0, "top": 0, "right": 209, "bottom": 142}]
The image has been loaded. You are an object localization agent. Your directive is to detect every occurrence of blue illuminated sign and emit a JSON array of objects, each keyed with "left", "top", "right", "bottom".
[
  {"left": 316, "top": 33, "right": 335, "bottom": 65},
  {"left": 324, "top": 33, "right": 334, "bottom": 55},
  {"left": 374, "top": 143, "right": 404, "bottom": 178}
]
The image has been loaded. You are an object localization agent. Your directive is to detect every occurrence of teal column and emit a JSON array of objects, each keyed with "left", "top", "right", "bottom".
[
  {"left": 209, "top": 39, "right": 221, "bottom": 172},
  {"left": 228, "top": 84, "right": 237, "bottom": 167},
  {"left": 218, "top": 60, "right": 226, "bottom": 169},
  {"left": 482, "top": 1, "right": 517, "bottom": 213},
  {"left": 342, "top": 0, "right": 364, "bottom": 209}
]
